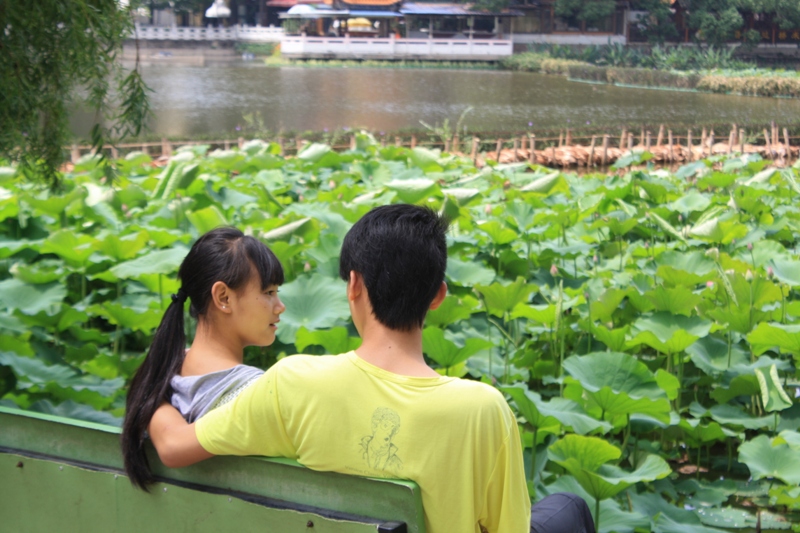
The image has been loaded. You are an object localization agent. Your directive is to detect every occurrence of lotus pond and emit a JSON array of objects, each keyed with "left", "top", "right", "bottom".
[{"left": 1, "top": 138, "right": 799, "bottom": 532}]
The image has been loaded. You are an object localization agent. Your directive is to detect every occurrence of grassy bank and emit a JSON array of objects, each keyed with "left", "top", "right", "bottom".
[{"left": 501, "top": 45, "right": 800, "bottom": 98}]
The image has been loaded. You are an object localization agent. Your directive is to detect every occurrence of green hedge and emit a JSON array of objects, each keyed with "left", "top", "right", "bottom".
[{"left": 697, "top": 75, "right": 800, "bottom": 98}]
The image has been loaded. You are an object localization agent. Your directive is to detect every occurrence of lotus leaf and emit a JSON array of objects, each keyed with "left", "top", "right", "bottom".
[
  {"left": 769, "top": 258, "right": 800, "bottom": 286},
  {"left": 40, "top": 230, "right": 97, "bottom": 267},
  {"left": 86, "top": 302, "right": 163, "bottom": 333},
  {"left": 520, "top": 172, "right": 569, "bottom": 195},
  {"left": 276, "top": 274, "right": 350, "bottom": 344},
  {"left": 739, "top": 434, "right": 800, "bottom": 486},
  {"left": 446, "top": 258, "right": 495, "bottom": 286},
  {"left": 748, "top": 322, "right": 800, "bottom": 356},
  {"left": 475, "top": 277, "right": 537, "bottom": 318},
  {"left": 423, "top": 327, "right": 493, "bottom": 370},
  {"left": 755, "top": 364, "right": 793, "bottom": 412},
  {"left": 294, "top": 326, "right": 361, "bottom": 355},
  {"left": 386, "top": 177, "right": 438, "bottom": 204},
  {"left": 655, "top": 251, "right": 716, "bottom": 286},
  {"left": 28, "top": 399, "right": 122, "bottom": 427},
  {"left": 108, "top": 246, "right": 188, "bottom": 280},
  {"left": 686, "top": 335, "right": 749, "bottom": 377},
  {"left": 690, "top": 216, "right": 749, "bottom": 245},
  {"left": 630, "top": 492, "right": 728, "bottom": 533},
  {"left": 0, "top": 279, "right": 66, "bottom": 315},
  {"left": 477, "top": 220, "right": 518, "bottom": 245},
  {"left": 628, "top": 312, "right": 712, "bottom": 354},
  {"left": 426, "top": 295, "right": 478, "bottom": 328}
]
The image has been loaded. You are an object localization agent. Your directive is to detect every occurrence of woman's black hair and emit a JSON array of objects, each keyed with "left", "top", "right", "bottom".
[{"left": 121, "top": 227, "right": 283, "bottom": 490}]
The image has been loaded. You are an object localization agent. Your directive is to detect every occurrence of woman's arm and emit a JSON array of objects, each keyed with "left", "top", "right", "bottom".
[{"left": 148, "top": 403, "right": 214, "bottom": 468}]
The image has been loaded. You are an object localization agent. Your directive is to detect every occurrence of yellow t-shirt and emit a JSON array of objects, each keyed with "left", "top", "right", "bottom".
[{"left": 196, "top": 352, "right": 531, "bottom": 533}]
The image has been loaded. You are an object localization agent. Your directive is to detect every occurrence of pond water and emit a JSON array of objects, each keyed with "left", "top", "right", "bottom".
[{"left": 71, "top": 62, "right": 800, "bottom": 138}]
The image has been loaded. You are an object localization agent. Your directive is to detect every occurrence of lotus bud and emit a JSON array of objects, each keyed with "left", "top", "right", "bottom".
[
  {"left": 767, "top": 266, "right": 774, "bottom": 279},
  {"left": 304, "top": 262, "right": 311, "bottom": 272},
  {"left": 484, "top": 204, "right": 492, "bottom": 215},
  {"left": 299, "top": 194, "right": 304, "bottom": 202},
  {"left": 705, "top": 248, "right": 720, "bottom": 261},
  {"left": 747, "top": 242, "right": 753, "bottom": 251},
  {"left": 121, "top": 204, "right": 128, "bottom": 212},
  {"left": 745, "top": 269, "right": 754, "bottom": 282},
  {"left": 328, "top": 180, "right": 336, "bottom": 189},
  {"left": 678, "top": 214, "right": 683, "bottom": 222},
  {"left": 593, "top": 254, "right": 599, "bottom": 263},
  {"left": 584, "top": 291, "right": 590, "bottom": 301},
  {"left": 644, "top": 241, "right": 650, "bottom": 249},
  {"left": 338, "top": 194, "right": 343, "bottom": 200},
  {"left": 550, "top": 264, "right": 559, "bottom": 276},
  {"left": 503, "top": 180, "right": 511, "bottom": 189},
  {"left": 706, "top": 281, "right": 714, "bottom": 289}
]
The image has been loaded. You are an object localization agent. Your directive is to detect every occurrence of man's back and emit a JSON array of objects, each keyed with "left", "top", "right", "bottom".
[{"left": 196, "top": 352, "right": 531, "bottom": 533}]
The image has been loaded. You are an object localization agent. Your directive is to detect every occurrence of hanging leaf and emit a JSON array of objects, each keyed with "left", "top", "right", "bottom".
[
  {"left": 739, "top": 434, "right": 800, "bottom": 486},
  {"left": 755, "top": 364, "right": 793, "bottom": 413}
]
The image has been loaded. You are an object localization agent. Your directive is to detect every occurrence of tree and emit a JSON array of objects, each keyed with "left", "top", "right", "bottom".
[
  {"left": 734, "top": 0, "right": 800, "bottom": 29},
  {"left": 554, "top": 0, "right": 617, "bottom": 29},
  {"left": 680, "top": 0, "right": 744, "bottom": 45},
  {"left": 630, "top": 0, "right": 680, "bottom": 43},
  {"left": 0, "top": 1, "right": 149, "bottom": 186}
]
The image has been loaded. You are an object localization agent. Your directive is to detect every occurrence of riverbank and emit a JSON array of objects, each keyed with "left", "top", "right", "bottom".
[{"left": 501, "top": 48, "right": 800, "bottom": 99}]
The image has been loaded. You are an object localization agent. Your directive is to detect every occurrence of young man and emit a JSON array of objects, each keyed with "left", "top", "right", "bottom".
[{"left": 149, "top": 205, "right": 593, "bottom": 533}]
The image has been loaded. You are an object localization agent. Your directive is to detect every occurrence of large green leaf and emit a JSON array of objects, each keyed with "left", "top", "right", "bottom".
[
  {"left": 630, "top": 493, "right": 728, "bottom": 533},
  {"left": 422, "top": 327, "right": 493, "bottom": 369},
  {"left": 40, "top": 230, "right": 97, "bottom": 267},
  {"left": 549, "top": 435, "right": 670, "bottom": 501},
  {"left": 748, "top": 322, "right": 800, "bottom": 356},
  {"left": 0, "top": 279, "right": 66, "bottom": 315},
  {"left": 739, "top": 434, "right": 800, "bottom": 486},
  {"left": 425, "top": 295, "right": 478, "bottom": 328},
  {"left": 276, "top": 274, "right": 350, "bottom": 344},
  {"left": 108, "top": 246, "right": 189, "bottom": 280},
  {"left": 628, "top": 313, "right": 712, "bottom": 354},
  {"left": 86, "top": 302, "right": 163, "bottom": 333},
  {"left": 386, "top": 178, "right": 438, "bottom": 203},
  {"left": 475, "top": 277, "right": 537, "bottom": 318},
  {"left": 755, "top": 364, "right": 793, "bottom": 413},
  {"left": 186, "top": 206, "right": 228, "bottom": 234},
  {"left": 294, "top": 326, "right": 361, "bottom": 355}
]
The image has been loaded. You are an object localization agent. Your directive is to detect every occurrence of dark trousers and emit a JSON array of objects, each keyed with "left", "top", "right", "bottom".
[{"left": 530, "top": 493, "right": 596, "bottom": 533}]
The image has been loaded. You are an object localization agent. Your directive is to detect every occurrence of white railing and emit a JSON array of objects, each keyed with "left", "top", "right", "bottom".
[
  {"left": 133, "top": 24, "right": 284, "bottom": 42},
  {"left": 280, "top": 35, "right": 513, "bottom": 60},
  {"left": 512, "top": 33, "right": 626, "bottom": 45}
]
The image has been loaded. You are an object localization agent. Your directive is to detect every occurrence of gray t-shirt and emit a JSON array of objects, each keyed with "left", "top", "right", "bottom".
[{"left": 170, "top": 365, "right": 264, "bottom": 423}]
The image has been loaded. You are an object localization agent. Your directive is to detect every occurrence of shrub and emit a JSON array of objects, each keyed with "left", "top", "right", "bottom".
[
  {"left": 697, "top": 75, "right": 800, "bottom": 97},
  {"left": 567, "top": 64, "right": 608, "bottom": 82},
  {"left": 540, "top": 58, "right": 588, "bottom": 75}
]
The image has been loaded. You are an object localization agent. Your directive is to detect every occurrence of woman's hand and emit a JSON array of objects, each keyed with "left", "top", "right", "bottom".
[{"left": 148, "top": 403, "right": 214, "bottom": 468}]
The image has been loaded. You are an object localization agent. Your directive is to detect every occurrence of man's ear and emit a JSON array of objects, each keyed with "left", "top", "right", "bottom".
[
  {"left": 428, "top": 282, "right": 447, "bottom": 310},
  {"left": 347, "top": 271, "right": 364, "bottom": 302},
  {"left": 210, "top": 281, "right": 233, "bottom": 314}
]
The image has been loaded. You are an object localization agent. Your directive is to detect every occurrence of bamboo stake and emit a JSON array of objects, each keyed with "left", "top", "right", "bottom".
[
  {"left": 602, "top": 135, "right": 609, "bottom": 166},
  {"left": 453, "top": 134, "right": 459, "bottom": 153},
  {"left": 381, "top": 136, "right": 387, "bottom": 148},
  {"left": 708, "top": 130, "right": 715, "bottom": 156},
  {"left": 772, "top": 121, "right": 778, "bottom": 151},
  {"left": 687, "top": 130, "right": 693, "bottom": 161},
  {"left": 443, "top": 139, "right": 449, "bottom": 153},
  {"left": 495, "top": 139, "right": 503, "bottom": 161},
  {"left": 656, "top": 125, "right": 664, "bottom": 147},
  {"left": 238, "top": 137, "right": 244, "bottom": 149},
  {"left": 701, "top": 127, "right": 707, "bottom": 157},
  {"left": 410, "top": 134, "right": 417, "bottom": 149},
  {"left": 520, "top": 135, "right": 527, "bottom": 156},
  {"left": 727, "top": 130, "right": 734, "bottom": 155},
  {"left": 162, "top": 138, "right": 172, "bottom": 156},
  {"left": 764, "top": 128, "right": 772, "bottom": 158},
  {"left": 528, "top": 134, "right": 535, "bottom": 165},
  {"left": 668, "top": 130, "right": 674, "bottom": 162},
  {"left": 395, "top": 136, "right": 402, "bottom": 147},
  {"left": 620, "top": 128, "right": 626, "bottom": 149},
  {"left": 558, "top": 131, "right": 564, "bottom": 148},
  {"left": 731, "top": 124, "right": 737, "bottom": 146},
  {"left": 513, "top": 137, "right": 519, "bottom": 161},
  {"left": 628, "top": 132, "right": 634, "bottom": 151},
  {"left": 110, "top": 146, "right": 119, "bottom": 160},
  {"left": 71, "top": 144, "right": 80, "bottom": 163},
  {"left": 784, "top": 128, "right": 790, "bottom": 152},
  {"left": 565, "top": 129, "right": 572, "bottom": 146},
  {"left": 225, "top": 139, "right": 232, "bottom": 150},
  {"left": 551, "top": 143, "right": 556, "bottom": 167},
  {"left": 589, "top": 136, "right": 596, "bottom": 167},
  {"left": 646, "top": 131, "right": 651, "bottom": 152},
  {"left": 278, "top": 137, "right": 285, "bottom": 155},
  {"left": 740, "top": 129, "right": 745, "bottom": 154},
  {"left": 471, "top": 137, "right": 479, "bottom": 165},
  {"left": 640, "top": 128, "right": 645, "bottom": 147}
]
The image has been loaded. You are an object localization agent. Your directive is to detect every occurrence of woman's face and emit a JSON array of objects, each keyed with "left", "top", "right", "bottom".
[{"left": 232, "top": 274, "right": 285, "bottom": 348}]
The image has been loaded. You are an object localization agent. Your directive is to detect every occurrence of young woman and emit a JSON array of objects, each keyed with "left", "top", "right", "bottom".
[{"left": 121, "top": 227, "right": 285, "bottom": 489}]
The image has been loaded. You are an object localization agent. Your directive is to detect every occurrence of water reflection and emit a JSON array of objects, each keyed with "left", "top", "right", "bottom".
[{"left": 70, "top": 63, "right": 800, "bottom": 138}]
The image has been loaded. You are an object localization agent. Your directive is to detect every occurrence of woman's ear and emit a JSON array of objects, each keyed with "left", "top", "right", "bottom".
[
  {"left": 429, "top": 282, "right": 447, "bottom": 310},
  {"left": 210, "top": 281, "right": 233, "bottom": 314}
]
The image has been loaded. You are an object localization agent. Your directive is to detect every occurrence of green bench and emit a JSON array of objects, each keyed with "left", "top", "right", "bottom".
[{"left": 0, "top": 406, "right": 426, "bottom": 532}]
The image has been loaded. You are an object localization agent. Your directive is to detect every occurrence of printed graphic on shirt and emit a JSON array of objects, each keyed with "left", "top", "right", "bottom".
[{"left": 360, "top": 407, "right": 403, "bottom": 472}]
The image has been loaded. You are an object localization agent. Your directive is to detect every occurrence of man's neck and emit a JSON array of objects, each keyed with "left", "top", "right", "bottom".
[{"left": 354, "top": 322, "right": 439, "bottom": 378}]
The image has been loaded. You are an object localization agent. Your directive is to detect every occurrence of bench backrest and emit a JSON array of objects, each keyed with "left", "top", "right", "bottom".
[{"left": 0, "top": 406, "right": 426, "bottom": 533}]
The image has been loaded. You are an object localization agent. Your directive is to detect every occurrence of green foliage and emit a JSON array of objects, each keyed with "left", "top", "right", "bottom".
[
  {"left": 1, "top": 0, "right": 150, "bottom": 187},
  {"left": 554, "top": 0, "right": 617, "bottom": 29},
  {"left": 0, "top": 136, "right": 799, "bottom": 527}
]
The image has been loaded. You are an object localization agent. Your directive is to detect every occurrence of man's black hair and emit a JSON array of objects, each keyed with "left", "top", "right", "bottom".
[{"left": 339, "top": 204, "right": 448, "bottom": 331}]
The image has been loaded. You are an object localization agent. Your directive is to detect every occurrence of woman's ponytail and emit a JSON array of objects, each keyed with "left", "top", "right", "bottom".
[{"left": 121, "top": 291, "right": 187, "bottom": 490}]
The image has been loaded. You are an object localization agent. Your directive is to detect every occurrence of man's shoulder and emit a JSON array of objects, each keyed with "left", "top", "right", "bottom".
[
  {"left": 442, "top": 378, "right": 508, "bottom": 410},
  {"left": 270, "top": 353, "right": 351, "bottom": 380}
]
